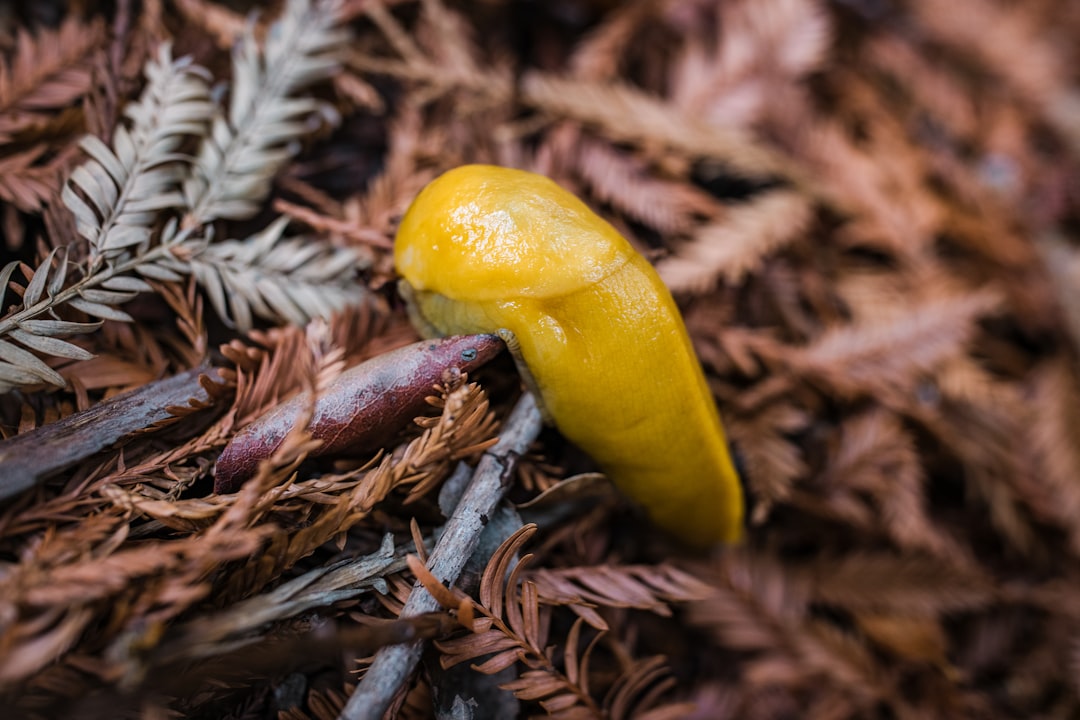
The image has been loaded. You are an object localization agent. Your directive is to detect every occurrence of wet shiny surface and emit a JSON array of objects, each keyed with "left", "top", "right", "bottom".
[{"left": 395, "top": 165, "right": 744, "bottom": 546}]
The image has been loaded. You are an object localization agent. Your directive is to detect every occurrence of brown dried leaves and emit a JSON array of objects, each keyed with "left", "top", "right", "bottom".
[
  {"left": 0, "top": 17, "right": 102, "bottom": 143},
  {"left": 3, "top": 0, "right": 1080, "bottom": 717},
  {"left": 0, "top": 349, "right": 499, "bottom": 690},
  {"left": 423, "top": 525, "right": 696, "bottom": 719}
]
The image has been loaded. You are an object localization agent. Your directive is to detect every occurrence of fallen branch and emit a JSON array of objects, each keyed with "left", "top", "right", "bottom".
[
  {"left": 339, "top": 392, "right": 542, "bottom": 720},
  {"left": 0, "top": 365, "right": 225, "bottom": 502}
]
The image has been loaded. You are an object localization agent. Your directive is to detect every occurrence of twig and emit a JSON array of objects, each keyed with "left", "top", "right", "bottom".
[
  {"left": 128, "top": 533, "right": 414, "bottom": 671},
  {"left": 0, "top": 365, "right": 225, "bottom": 501},
  {"left": 39, "top": 615, "right": 460, "bottom": 720},
  {"left": 339, "top": 392, "right": 542, "bottom": 720}
]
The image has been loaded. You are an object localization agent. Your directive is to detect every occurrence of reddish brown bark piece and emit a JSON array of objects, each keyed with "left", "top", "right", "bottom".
[{"left": 213, "top": 334, "right": 504, "bottom": 493}]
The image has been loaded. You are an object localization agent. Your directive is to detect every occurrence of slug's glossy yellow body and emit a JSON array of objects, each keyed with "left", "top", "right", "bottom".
[{"left": 394, "top": 165, "right": 743, "bottom": 545}]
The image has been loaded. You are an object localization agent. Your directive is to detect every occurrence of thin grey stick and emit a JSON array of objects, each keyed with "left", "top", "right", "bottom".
[
  {"left": 151, "top": 533, "right": 411, "bottom": 666},
  {"left": 338, "top": 392, "right": 542, "bottom": 720}
]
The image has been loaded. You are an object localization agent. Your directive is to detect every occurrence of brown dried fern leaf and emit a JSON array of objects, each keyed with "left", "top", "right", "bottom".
[
  {"left": 430, "top": 524, "right": 692, "bottom": 719},
  {"left": 0, "top": 493, "right": 273, "bottom": 686},
  {"left": 813, "top": 408, "right": 967, "bottom": 562},
  {"left": 436, "top": 525, "right": 603, "bottom": 716},
  {"left": 0, "top": 143, "right": 76, "bottom": 213},
  {"left": 0, "top": 17, "right": 103, "bottom": 143},
  {"left": 789, "top": 289, "right": 1002, "bottom": 400},
  {"left": 399, "top": 376, "right": 499, "bottom": 502},
  {"left": 724, "top": 402, "right": 808, "bottom": 524},
  {"left": 909, "top": 0, "right": 1063, "bottom": 107},
  {"left": 568, "top": 0, "right": 656, "bottom": 82},
  {"left": 521, "top": 72, "right": 794, "bottom": 182},
  {"left": 574, "top": 138, "right": 719, "bottom": 235},
  {"left": 657, "top": 190, "right": 813, "bottom": 292},
  {"left": 688, "top": 551, "right": 893, "bottom": 711},
  {"left": 605, "top": 655, "right": 696, "bottom": 720},
  {"left": 1020, "top": 361, "right": 1080, "bottom": 557},
  {"left": 808, "top": 552, "right": 995, "bottom": 616},
  {"left": 667, "top": 0, "right": 830, "bottom": 127},
  {"left": 525, "top": 563, "right": 713, "bottom": 630},
  {"left": 906, "top": 357, "right": 1038, "bottom": 555}
]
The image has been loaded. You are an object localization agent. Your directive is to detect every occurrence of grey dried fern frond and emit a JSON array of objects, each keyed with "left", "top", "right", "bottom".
[
  {"left": 176, "top": 0, "right": 362, "bottom": 332},
  {"left": 183, "top": 0, "right": 348, "bottom": 225},
  {"left": 0, "top": 0, "right": 361, "bottom": 394},
  {"left": 63, "top": 43, "right": 213, "bottom": 261},
  {"left": 187, "top": 217, "right": 362, "bottom": 331},
  {"left": 0, "top": 45, "right": 213, "bottom": 393}
]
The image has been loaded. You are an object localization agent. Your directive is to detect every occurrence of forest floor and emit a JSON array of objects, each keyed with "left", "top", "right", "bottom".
[{"left": 1, "top": 1, "right": 1079, "bottom": 718}]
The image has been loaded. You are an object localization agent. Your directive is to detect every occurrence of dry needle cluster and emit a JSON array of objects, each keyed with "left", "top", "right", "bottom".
[{"left": 0, "top": 0, "right": 1079, "bottom": 719}]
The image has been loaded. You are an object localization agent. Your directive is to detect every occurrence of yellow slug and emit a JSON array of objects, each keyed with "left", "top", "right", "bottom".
[{"left": 394, "top": 164, "right": 743, "bottom": 546}]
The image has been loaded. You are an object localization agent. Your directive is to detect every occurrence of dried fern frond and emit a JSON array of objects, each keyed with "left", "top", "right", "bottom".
[
  {"left": 526, "top": 563, "right": 713, "bottom": 630},
  {"left": 824, "top": 409, "right": 969, "bottom": 561},
  {"left": 186, "top": 216, "right": 362, "bottom": 332},
  {"left": 689, "top": 552, "right": 889, "bottom": 710},
  {"left": 568, "top": 1, "right": 656, "bottom": 81},
  {"left": 909, "top": 0, "right": 1062, "bottom": 107},
  {"left": 864, "top": 35, "right": 978, "bottom": 141},
  {"left": 350, "top": 0, "right": 511, "bottom": 110},
  {"left": 164, "top": 0, "right": 367, "bottom": 333},
  {"left": 0, "top": 45, "right": 210, "bottom": 394},
  {"left": 808, "top": 552, "right": 994, "bottom": 616},
  {"left": 1020, "top": 361, "right": 1080, "bottom": 557},
  {"left": 604, "top": 655, "right": 696, "bottom": 720},
  {"left": 411, "top": 523, "right": 691, "bottom": 718},
  {"left": 790, "top": 289, "right": 1002, "bottom": 400},
  {"left": 668, "top": 0, "right": 830, "bottom": 127},
  {"left": 182, "top": 0, "right": 349, "bottom": 226},
  {"left": 0, "top": 1, "right": 360, "bottom": 394},
  {"left": 436, "top": 525, "right": 605, "bottom": 717},
  {"left": 356, "top": 24, "right": 795, "bottom": 184},
  {"left": 724, "top": 402, "right": 809, "bottom": 524},
  {"left": 520, "top": 72, "right": 796, "bottom": 182},
  {"left": 0, "top": 144, "right": 71, "bottom": 213},
  {"left": 573, "top": 138, "right": 719, "bottom": 235},
  {"left": 63, "top": 43, "right": 212, "bottom": 262},
  {"left": 0, "top": 17, "right": 103, "bottom": 142},
  {"left": 0, "top": 503, "right": 271, "bottom": 686},
  {"left": 657, "top": 190, "right": 813, "bottom": 292},
  {"left": 395, "top": 375, "right": 499, "bottom": 503}
]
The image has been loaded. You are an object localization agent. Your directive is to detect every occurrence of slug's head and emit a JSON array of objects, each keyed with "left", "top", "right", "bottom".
[{"left": 395, "top": 164, "right": 632, "bottom": 301}]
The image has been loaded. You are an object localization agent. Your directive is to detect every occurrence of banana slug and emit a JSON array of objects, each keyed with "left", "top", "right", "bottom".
[{"left": 394, "top": 164, "right": 744, "bottom": 545}]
